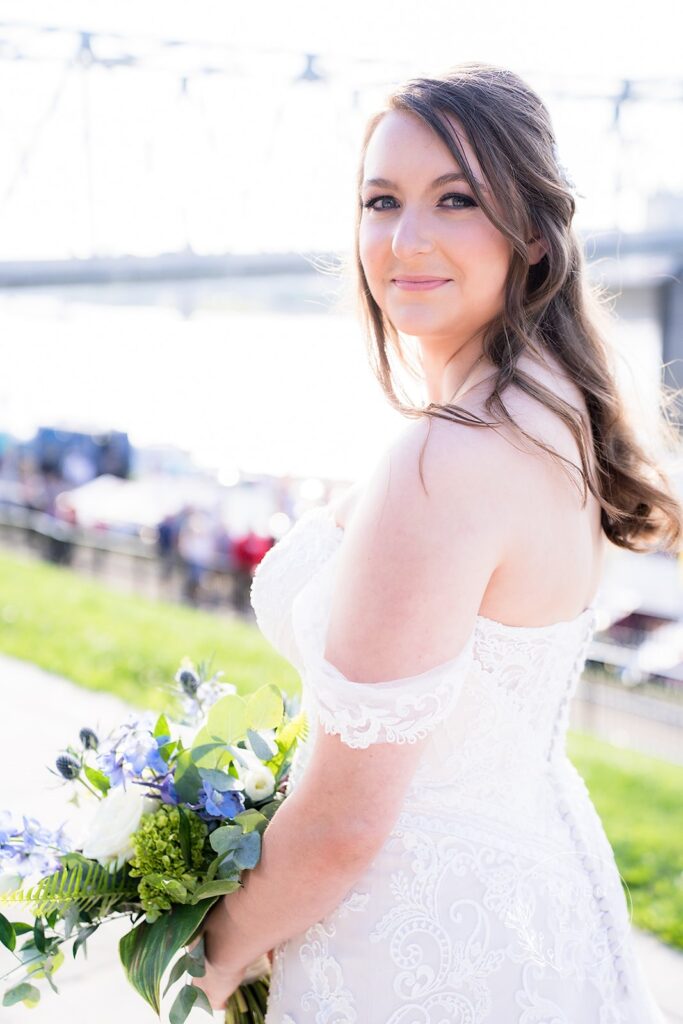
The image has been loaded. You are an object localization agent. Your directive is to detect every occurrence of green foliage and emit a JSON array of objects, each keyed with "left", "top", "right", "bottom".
[
  {"left": 2, "top": 981, "right": 41, "bottom": 1007},
  {"left": 169, "top": 983, "right": 213, "bottom": 1024},
  {"left": 129, "top": 805, "right": 208, "bottom": 922},
  {"left": 0, "top": 854, "right": 138, "bottom": 917},
  {"left": 567, "top": 729, "right": 683, "bottom": 950},
  {"left": 83, "top": 764, "right": 111, "bottom": 795},
  {"left": 119, "top": 897, "right": 218, "bottom": 1015},
  {"left": 0, "top": 911, "right": 15, "bottom": 951}
]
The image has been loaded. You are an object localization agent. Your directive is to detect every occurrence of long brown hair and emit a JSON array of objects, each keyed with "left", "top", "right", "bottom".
[{"left": 353, "top": 61, "right": 683, "bottom": 555}]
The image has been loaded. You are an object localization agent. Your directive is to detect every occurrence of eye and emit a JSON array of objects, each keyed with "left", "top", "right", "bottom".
[
  {"left": 361, "top": 193, "right": 477, "bottom": 212},
  {"left": 439, "top": 193, "right": 476, "bottom": 209},
  {"left": 362, "top": 195, "right": 398, "bottom": 211}
]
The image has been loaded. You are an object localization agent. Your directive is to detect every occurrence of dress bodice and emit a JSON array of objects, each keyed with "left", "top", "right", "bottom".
[{"left": 250, "top": 503, "right": 598, "bottom": 836}]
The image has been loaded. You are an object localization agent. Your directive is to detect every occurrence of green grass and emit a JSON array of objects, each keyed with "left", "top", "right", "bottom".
[
  {"left": 567, "top": 731, "right": 683, "bottom": 949},
  {"left": 0, "top": 548, "right": 300, "bottom": 709},
  {"left": 0, "top": 547, "right": 681, "bottom": 950}
]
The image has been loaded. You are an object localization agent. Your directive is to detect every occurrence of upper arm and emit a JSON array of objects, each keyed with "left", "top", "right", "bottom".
[{"left": 289, "top": 418, "right": 508, "bottom": 857}]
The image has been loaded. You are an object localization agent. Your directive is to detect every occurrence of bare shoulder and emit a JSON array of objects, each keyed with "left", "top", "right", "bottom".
[
  {"left": 364, "top": 415, "right": 510, "bottom": 537},
  {"left": 323, "top": 418, "right": 509, "bottom": 681}
]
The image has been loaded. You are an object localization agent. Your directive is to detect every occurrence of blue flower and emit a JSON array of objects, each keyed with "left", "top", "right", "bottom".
[
  {"left": 120, "top": 732, "right": 168, "bottom": 776},
  {"left": 0, "top": 810, "right": 21, "bottom": 846},
  {"left": 140, "top": 773, "right": 180, "bottom": 806},
  {"left": 96, "top": 716, "right": 169, "bottom": 787},
  {"left": 198, "top": 781, "right": 245, "bottom": 820},
  {"left": 0, "top": 813, "right": 71, "bottom": 880},
  {"left": 97, "top": 747, "right": 129, "bottom": 788}
]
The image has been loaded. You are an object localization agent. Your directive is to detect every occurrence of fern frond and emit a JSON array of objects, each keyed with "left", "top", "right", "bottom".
[{"left": 0, "top": 857, "right": 139, "bottom": 917}]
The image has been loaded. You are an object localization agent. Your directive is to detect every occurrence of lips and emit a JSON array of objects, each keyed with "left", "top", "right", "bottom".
[{"left": 391, "top": 276, "right": 451, "bottom": 291}]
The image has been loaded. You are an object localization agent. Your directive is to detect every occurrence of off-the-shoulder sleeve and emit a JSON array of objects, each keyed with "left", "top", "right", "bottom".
[
  {"left": 291, "top": 551, "right": 476, "bottom": 749},
  {"left": 304, "top": 640, "right": 475, "bottom": 748}
]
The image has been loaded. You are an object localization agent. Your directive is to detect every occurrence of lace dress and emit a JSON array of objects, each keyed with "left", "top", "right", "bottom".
[{"left": 250, "top": 503, "right": 666, "bottom": 1024}]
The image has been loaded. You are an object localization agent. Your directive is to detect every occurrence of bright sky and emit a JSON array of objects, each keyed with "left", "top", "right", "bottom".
[
  {"left": 3, "top": 0, "right": 682, "bottom": 77},
  {"left": 0, "top": 0, "right": 681, "bottom": 259}
]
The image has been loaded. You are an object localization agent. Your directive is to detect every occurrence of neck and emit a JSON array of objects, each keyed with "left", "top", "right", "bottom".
[{"left": 416, "top": 336, "right": 489, "bottom": 405}]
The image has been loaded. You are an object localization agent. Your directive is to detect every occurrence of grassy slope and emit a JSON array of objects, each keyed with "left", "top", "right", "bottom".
[{"left": 0, "top": 548, "right": 300, "bottom": 708}]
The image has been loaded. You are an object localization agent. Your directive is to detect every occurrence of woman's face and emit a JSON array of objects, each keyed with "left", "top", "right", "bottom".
[{"left": 358, "top": 109, "right": 513, "bottom": 348}]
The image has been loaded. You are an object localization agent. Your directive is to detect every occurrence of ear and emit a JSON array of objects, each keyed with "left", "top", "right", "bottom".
[{"left": 527, "top": 235, "right": 548, "bottom": 266}]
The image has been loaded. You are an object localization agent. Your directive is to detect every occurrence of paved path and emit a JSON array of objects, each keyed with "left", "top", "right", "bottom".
[{"left": 0, "top": 652, "right": 680, "bottom": 1023}]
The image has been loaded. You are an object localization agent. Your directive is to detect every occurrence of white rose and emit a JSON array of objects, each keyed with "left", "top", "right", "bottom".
[
  {"left": 242, "top": 765, "right": 275, "bottom": 802},
  {"left": 81, "top": 785, "right": 158, "bottom": 870}
]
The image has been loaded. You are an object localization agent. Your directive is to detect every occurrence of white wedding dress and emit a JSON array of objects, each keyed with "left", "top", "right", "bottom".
[{"left": 250, "top": 503, "right": 666, "bottom": 1024}]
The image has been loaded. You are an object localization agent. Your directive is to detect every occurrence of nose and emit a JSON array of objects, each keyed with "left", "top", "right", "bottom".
[{"left": 390, "top": 208, "right": 435, "bottom": 261}]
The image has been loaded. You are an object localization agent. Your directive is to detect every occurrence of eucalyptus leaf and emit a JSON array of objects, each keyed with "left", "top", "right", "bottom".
[
  {"left": 233, "top": 808, "right": 268, "bottom": 834},
  {"left": 193, "top": 986, "right": 214, "bottom": 1016},
  {"left": 234, "top": 831, "right": 261, "bottom": 870},
  {"left": 216, "top": 856, "right": 239, "bottom": 880},
  {"left": 245, "top": 685, "right": 283, "bottom": 730},
  {"left": 189, "top": 740, "right": 227, "bottom": 766},
  {"left": 198, "top": 768, "right": 241, "bottom": 792},
  {"left": 209, "top": 824, "right": 243, "bottom": 856},
  {"left": 2, "top": 982, "right": 40, "bottom": 1007},
  {"left": 162, "top": 951, "right": 205, "bottom": 998},
  {"left": 246, "top": 728, "right": 275, "bottom": 762},
  {"left": 205, "top": 694, "right": 247, "bottom": 746},
  {"left": 169, "top": 983, "right": 200, "bottom": 1024}
]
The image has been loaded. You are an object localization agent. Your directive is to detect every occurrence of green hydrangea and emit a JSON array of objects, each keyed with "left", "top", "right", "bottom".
[{"left": 129, "top": 806, "right": 208, "bottom": 921}]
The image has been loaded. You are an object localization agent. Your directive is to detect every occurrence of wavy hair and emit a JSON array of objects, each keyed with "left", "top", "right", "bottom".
[{"left": 352, "top": 61, "right": 683, "bottom": 554}]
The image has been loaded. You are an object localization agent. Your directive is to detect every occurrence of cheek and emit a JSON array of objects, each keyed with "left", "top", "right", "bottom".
[
  {"left": 358, "top": 233, "right": 387, "bottom": 311},
  {"left": 358, "top": 218, "right": 388, "bottom": 284}
]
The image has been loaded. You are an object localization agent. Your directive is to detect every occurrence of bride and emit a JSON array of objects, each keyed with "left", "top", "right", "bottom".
[{"left": 193, "top": 61, "right": 681, "bottom": 1022}]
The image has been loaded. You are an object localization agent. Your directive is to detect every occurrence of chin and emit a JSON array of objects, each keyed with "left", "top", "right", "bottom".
[{"left": 388, "top": 310, "right": 455, "bottom": 338}]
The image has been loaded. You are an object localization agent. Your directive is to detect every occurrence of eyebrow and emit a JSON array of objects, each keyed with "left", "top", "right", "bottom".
[{"left": 361, "top": 172, "right": 488, "bottom": 193}]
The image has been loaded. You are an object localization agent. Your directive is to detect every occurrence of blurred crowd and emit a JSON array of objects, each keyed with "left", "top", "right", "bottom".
[
  {"left": 157, "top": 507, "right": 274, "bottom": 609},
  {"left": 0, "top": 448, "right": 278, "bottom": 613}
]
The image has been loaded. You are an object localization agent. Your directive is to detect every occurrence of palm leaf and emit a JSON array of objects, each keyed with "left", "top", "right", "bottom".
[
  {"left": 119, "top": 897, "right": 218, "bottom": 1015},
  {"left": 0, "top": 856, "right": 139, "bottom": 917}
]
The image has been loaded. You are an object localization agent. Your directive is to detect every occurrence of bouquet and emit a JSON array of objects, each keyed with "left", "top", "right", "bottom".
[{"left": 0, "top": 657, "right": 306, "bottom": 1023}]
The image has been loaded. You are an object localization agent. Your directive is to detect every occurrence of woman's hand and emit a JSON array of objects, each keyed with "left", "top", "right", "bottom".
[
  {"left": 190, "top": 956, "right": 247, "bottom": 1011},
  {"left": 186, "top": 901, "right": 248, "bottom": 1011}
]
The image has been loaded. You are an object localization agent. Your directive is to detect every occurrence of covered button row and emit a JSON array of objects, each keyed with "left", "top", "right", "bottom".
[{"left": 554, "top": 791, "right": 629, "bottom": 997}]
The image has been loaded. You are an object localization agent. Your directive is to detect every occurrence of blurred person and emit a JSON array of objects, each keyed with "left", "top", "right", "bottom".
[
  {"left": 232, "top": 528, "right": 274, "bottom": 613},
  {"left": 193, "top": 63, "right": 680, "bottom": 1022},
  {"left": 177, "top": 507, "right": 215, "bottom": 605},
  {"left": 156, "top": 511, "right": 180, "bottom": 583}
]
